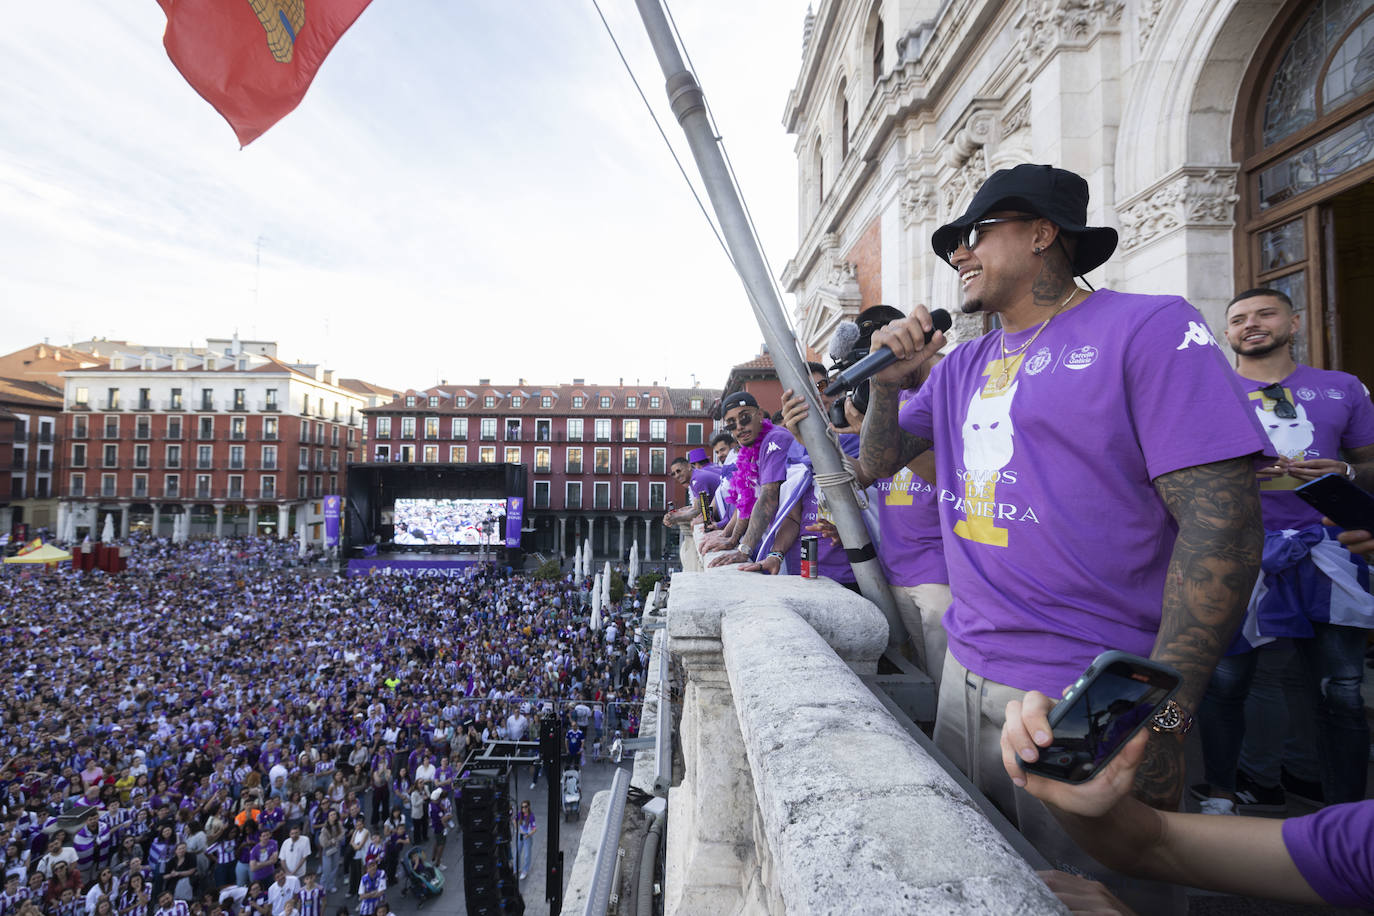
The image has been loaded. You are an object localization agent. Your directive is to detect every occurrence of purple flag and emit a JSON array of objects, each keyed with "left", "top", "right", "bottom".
[
  {"left": 323, "top": 495, "right": 342, "bottom": 547},
  {"left": 505, "top": 497, "right": 523, "bottom": 548}
]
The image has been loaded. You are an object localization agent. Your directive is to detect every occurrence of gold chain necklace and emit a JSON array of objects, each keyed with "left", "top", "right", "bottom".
[{"left": 993, "top": 287, "right": 1079, "bottom": 390}]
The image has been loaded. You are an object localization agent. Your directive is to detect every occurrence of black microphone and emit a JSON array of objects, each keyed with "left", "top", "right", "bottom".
[{"left": 824, "top": 309, "right": 951, "bottom": 395}]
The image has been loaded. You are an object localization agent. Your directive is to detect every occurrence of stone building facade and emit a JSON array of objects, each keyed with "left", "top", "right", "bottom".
[
  {"left": 361, "top": 381, "right": 721, "bottom": 562},
  {"left": 781, "top": 0, "right": 1374, "bottom": 385},
  {"left": 57, "top": 339, "right": 366, "bottom": 543}
]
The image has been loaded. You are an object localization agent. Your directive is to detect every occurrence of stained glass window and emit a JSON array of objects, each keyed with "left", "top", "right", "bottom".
[
  {"left": 1259, "top": 219, "right": 1305, "bottom": 271},
  {"left": 1323, "top": 14, "right": 1374, "bottom": 109},
  {"left": 1264, "top": 0, "right": 1373, "bottom": 145},
  {"left": 1267, "top": 271, "right": 1309, "bottom": 365},
  {"left": 1258, "top": 108, "right": 1374, "bottom": 208}
]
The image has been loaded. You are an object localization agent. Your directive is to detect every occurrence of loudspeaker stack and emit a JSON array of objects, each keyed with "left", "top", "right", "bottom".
[{"left": 460, "top": 779, "right": 524, "bottom": 915}]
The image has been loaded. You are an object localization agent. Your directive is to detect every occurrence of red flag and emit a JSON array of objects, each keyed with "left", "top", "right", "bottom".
[{"left": 156, "top": 0, "right": 373, "bottom": 146}]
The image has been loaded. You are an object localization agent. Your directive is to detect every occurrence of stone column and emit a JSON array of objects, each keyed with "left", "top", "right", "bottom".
[
  {"left": 277, "top": 504, "right": 289, "bottom": 539},
  {"left": 213, "top": 504, "right": 225, "bottom": 539},
  {"left": 665, "top": 586, "right": 757, "bottom": 915},
  {"left": 677, "top": 522, "right": 701, "bottom": 572},
  {"left": 118, "top": 502, "right": 131, "bottom": 539},
  {"left": 616, "top": 514, "right": 626, "bottom": 561},
  {"left": 246, "top": 503, "right": 259, "bottom": 537},
  {"left": 558, "top": 516, "right": 566, "bottom": 559},
  {"left": 643, "top": 520, "right": 651, "bottom": 561},
  {"left": 150, "top": 502, "right": 161, "bottom": 539},
  {"left": 55, "top": 502, "right": 68, "bottom": 543}
]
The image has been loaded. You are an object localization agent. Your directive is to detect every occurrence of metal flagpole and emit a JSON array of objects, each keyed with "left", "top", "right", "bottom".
[{"left": 631, "top": 0, "right": 905, "bottom": 647}]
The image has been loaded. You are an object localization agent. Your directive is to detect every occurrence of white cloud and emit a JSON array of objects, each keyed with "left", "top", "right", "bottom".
[{"left": 0, "top": 1, "right": 812, "bottom": 391}]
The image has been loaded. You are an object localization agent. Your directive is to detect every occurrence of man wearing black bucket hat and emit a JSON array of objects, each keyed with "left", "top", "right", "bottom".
[{"left": 858, "top": 164, "right": 1271, "bottom": 869}]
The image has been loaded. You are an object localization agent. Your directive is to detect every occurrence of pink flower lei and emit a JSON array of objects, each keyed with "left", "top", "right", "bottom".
[{"left": 729, "top": 417, "right": 773, "bottom": 519}]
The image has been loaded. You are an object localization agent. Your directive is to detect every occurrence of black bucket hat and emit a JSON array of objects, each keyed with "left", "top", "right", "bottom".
[{"left": 931, "top": 163, "right": 1118, "bottom": 276}]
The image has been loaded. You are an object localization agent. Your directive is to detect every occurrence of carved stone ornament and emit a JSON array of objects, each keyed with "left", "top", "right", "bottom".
[
  {"left": 900, "top": 179, "right": 937, "bottom": 227},
  {"left": 1118, "top": 167, "right": 1240, "bottom": 251},
  {"left": 941, "top": 147, "right": 989, "bottom": 218},
  {"left": 1016, "top": 0, "right": 1125, "bottom": 68},
  {"left": 1002, "top": 96, "right": 1031, "bottom": 135},
  {"left": 1137, "top": 0, "right": 1165, "bottom": 50},
  {"left": 826, "top": 259, "right": 858, "bottom": 290}
]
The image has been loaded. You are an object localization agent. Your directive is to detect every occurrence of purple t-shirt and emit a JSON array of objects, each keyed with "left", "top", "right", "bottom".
[
  {"left": 1242, "top": 366, "right": 1374, "bottom": 530},
  {"left": 689, "top": 466, "right": 723, "bottom": 503},
  {"left": 1283, "top": 801, "right": 1374, "bottom": 908},
  {"left": 755, "top": 424, "right": 799, "bottom": 487},
  {"left": 899, "top": 290, "right": 1272, "bottom": 692}
]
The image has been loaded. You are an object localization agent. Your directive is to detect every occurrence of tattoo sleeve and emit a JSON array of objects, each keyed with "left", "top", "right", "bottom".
[
  {"left": 860, "top": 381, "right": 932, "bottom": 479},
  {"left": 1142, "top": 456, "right": 1263, "bottom": 808},
  {"left": 740, "top": 482, "right": 781, "bottom": 558}
]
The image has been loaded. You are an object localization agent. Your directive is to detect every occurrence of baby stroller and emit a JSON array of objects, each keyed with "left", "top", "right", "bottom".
[
  {"left": 562, "top": 769, "right": 581, "bottom": 821},
  {"left": 402, "top": 849, "right": 445, "bottom": 906}
]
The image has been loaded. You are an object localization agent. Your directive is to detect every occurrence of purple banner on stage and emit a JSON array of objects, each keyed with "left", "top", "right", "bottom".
[
  {"left": 323, "top": 495, "right": 342, "bottom": 547},
  {"left": 346, "top": 557, "right": 479, "bottom": 578},
  {"left": 505, "top": 497, "right": 523, "bottom": 548}
]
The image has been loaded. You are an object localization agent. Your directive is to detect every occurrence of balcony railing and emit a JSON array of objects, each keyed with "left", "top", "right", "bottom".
[
  {"left": 259, "top": 400, "right": 280, "bottom": 412},
  {"left": 566, "top": 463, "right": 583, "bottom": 474}
]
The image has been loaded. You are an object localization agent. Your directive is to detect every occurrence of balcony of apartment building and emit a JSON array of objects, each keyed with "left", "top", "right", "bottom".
[
  {"left": 562, "top": 539, "right": 1061, "bottom": 916},
  {"left": 196, "top": 394, "right": 217, "bottom": 412}
]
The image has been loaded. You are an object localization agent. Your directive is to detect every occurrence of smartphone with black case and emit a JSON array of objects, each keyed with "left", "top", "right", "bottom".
[
  {"left": 1020, "top": 651, "right": 1181, "bottom": 784},
  {"left": 1295, "top": 472, "right": 1374, "bottom": 533}
]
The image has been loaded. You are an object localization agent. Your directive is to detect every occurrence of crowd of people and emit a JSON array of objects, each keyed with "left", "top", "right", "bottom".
[
  {"left": 0, "top": 536, "right": 648, "bottom": 916},
  {"left": 662, "top": 163, "right": 1374, "bottom": 912}
]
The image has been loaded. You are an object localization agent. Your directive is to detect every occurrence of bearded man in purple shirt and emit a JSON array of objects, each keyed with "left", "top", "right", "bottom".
[{"left": 859, "top": 164, "right": 1270, "bottom": 882}]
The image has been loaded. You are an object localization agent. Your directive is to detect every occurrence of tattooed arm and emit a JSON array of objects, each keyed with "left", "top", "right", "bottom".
[
  {"left": 1142, "top": 456, "right": 1263, "bottom": 808},
  {"left": 860, "top": 380, "right": 933, "bottom": 479},
  {"left": 705, "top": 482, "right": 782, "bottom": 568}
]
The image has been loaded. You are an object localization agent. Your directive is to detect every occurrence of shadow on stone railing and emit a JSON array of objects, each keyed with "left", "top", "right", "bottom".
[
  {"left": 666, "top": 569, "right": 1064, "bottom": 915},
  {"left": 565, "top": 523, "right": 1064, "bottom": 915}
]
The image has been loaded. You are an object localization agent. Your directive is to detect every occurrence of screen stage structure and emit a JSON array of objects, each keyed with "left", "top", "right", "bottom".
[{"left": 344, "top": 463, "right": 527, "bottom": 575}]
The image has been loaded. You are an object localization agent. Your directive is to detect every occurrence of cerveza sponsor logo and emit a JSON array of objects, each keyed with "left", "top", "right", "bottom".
[
  {"left": 1062, "top": 345, "right": 1098, "bottom": 370},
  {"left": 1326, "top": 388, "right": 1346, "bottom": 400}
]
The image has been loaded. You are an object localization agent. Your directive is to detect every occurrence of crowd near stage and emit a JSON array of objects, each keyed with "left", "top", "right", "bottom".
[{"left": 343, "top": 462, "right": 526, "bottom": 577}]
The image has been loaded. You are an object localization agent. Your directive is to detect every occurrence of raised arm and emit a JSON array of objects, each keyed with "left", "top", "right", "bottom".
[{"left": 1144, "top": 455, "right": 1263, "bottom": 807}]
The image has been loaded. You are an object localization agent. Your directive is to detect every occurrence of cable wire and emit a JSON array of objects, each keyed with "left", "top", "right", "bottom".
[{"left": 588, "top": 0, "right": 735, "bottom": 269}]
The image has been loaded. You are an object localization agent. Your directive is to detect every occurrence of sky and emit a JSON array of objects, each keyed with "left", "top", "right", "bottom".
[{"left": 0, "top": 0, "right": 814, "bottom": 393}]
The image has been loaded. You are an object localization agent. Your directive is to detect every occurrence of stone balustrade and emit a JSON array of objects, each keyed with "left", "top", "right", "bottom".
[{"left": 567, "top": 521, "right": 1064, "bottom": 914}]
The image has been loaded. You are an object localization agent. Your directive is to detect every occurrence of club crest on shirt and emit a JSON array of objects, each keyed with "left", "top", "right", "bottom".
[
  {"left": 1062, "top": 346, "right": 1098, "bottom": 370},
  {"left": 1297, "top": 387, "right": 1318, "bottom": 401},
  {"left": 1024, "top": 347, "right": 1054, "bottom": 376}
]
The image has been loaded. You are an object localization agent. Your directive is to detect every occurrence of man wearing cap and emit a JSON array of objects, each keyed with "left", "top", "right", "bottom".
[
  {"left": 700, "top": 392, "right": 805, "bottom": 568},
  {"left": 859, "top": 164, "right": 1269, "bottom": 861},
  {"left": 662, "top": 451, "right": 722, "bottom": 528}
]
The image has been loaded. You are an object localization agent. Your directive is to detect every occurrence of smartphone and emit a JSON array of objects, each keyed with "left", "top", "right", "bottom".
[
  {"left": 1020, "top": 651, "right": 1181, "bottom": 784},
  {"left": 1295, "top": 473, "right": 1374, "bottom": 533}
]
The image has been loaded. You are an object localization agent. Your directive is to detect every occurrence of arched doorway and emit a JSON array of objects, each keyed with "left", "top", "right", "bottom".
[{"left": 1236, "top": 0, "right": 1374, "bottom": 377}]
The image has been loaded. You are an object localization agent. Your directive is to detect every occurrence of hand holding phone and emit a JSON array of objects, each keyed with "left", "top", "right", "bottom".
[
  {"left": 1295, "top": 472, "right": 1374, "bottom": 533},
  {"left": 1011, "top": 651, "right": 1180, "bottom": 785}
]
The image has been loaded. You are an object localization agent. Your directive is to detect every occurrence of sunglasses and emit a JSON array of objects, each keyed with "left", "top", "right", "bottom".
[
  {"left": 1259, "top": 383, "right": 1297, "bottom": 419},
  {"left": 722, "top": 411, "right": 756, "bottom": 432},
  {"left": 945, "top": 215, "right": 1037, "bottom": 261}
]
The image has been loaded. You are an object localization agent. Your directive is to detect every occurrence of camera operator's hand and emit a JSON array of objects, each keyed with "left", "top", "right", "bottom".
[
  {"left": 834, "top": 398, "right": 863, "bottom": 435},
  {"left": 1001, "top": 690, "right": 1147, "bottom": 817},
  {"left": 867, "top": 307, "right": 945, "bottom": 388},
  {"left": 779, "top": 388, "right": 809, "bottom": 439}
]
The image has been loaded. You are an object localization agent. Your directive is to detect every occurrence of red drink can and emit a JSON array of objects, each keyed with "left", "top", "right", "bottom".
[{"left": 799, "top": 535, "right": 818, "bottom": 579}]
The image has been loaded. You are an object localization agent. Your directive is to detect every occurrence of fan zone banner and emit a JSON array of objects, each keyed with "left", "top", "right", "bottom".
[{"left": 156, "top": 0, "right": 374, "bottom": 145}]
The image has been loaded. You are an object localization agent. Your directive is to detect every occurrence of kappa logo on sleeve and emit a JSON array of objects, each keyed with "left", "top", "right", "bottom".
[
  {"left": 1176, "top": 321, "right": 1218, "bottom": 350},
  {"left": 766, "top": 442, "right": 781, "bottom": 455}
]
